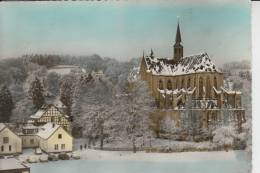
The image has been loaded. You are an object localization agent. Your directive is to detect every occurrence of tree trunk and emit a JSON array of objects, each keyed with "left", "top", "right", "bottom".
[
  {"left": 133, "top": 137, "right": 136, "bottom": 153},
  {"left": 100, "top": 125, "right": 104, "bottom": 150}
]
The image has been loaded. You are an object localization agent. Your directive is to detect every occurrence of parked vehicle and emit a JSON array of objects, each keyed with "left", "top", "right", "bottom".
[
  {"left": 71, "top": 152, "right": 80, "bottom": 160},
  {"left": 48, "top": 154, "right": 58, "bottom": 161},
  {"left": 6, "top": 155, "right": 14, "bottom": 159},
  {"left": 39, "top": 155, "right": 48, "bottom": 162},
  {"left": 58, "top": 153, "right": 70, "bottom": 160},
  {"left": 27, "top": 155, "right": 38, "bottom": 163}
]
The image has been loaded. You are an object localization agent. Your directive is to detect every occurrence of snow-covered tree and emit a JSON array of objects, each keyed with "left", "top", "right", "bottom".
[
  {"left": 28, "top": 77, "right": 45, "bottom": 109},
  {"left": 60, "top": 74, "right": 80, "bottom": 117},
  {"left": 117, "top": 80, "right": 156, "bottom": 152},
  {"left": 0, "top": 85, "right": 14, "bottom": 122},
  {"left": 160, "top": 116, "right": 176, "bottom": 134},
  {"left": 212, "top": 125, "right": 237, "bottom": 151},
  {"left": 72, "top": 76, "right": 114, "bottom": 147},
  {"left": 237, "top": 118, "right": 251, "bottom": 158},
  {"left": 46, "top": 72, "right": 61, "bottom": 101}
]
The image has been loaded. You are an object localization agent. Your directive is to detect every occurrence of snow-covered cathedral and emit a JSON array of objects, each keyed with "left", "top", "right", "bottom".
[{"left": 139, "top": 22, "right": 246, "bottom": 135}]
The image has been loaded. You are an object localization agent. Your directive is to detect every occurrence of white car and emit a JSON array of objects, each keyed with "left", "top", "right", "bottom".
[
  {"left": 27, "top": 155, "right": 38, "bottom": 163},
  {"left": 35, "top": 148, "right": 42, "bottom": 155},
  {"left": 39, "top": 155, "right": 48, "bottom": 162},
  {"left": 71, "top": 153, "right": 80, "bottom": 160}
]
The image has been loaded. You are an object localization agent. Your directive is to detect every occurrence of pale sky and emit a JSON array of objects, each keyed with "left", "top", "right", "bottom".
[{"left": 0, "top": 1, "right": 251, "bottom": 64}]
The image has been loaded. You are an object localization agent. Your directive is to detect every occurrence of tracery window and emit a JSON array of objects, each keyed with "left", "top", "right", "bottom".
[
  {"left": 167, "top": 80, "right": 172, "bottom": 90},
  {"left": 206, "top": 77, "right": 211, "bottom": 98},
  {"left": 214, "top": 76, "right": 218, "bottom": 89},
  {"left": 187, "top": 78, "right": 191, "bottom": 89},
  {"left": 199, "top": 77, "right": 203, "bottom": 98},
  {"left": 159, "top": 80, "right": 164, "bottom": 90}
]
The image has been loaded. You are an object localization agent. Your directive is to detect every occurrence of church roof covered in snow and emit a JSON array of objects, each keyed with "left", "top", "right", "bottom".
[{"left": 144, "top": 52, "right": 221, "bottom": 76}]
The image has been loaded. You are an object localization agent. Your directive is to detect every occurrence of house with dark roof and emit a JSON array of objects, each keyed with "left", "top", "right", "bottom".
[
  {"left": 139, "top": 22, "right": 245, "bottom": 138},
  {"left": 29, "top": 104, "right": 71, "bottom": 131}
]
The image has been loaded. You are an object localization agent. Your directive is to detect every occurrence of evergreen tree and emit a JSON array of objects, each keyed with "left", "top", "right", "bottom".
[
  {"left": 60, "top": 81, "right": 74, "bottom": 116},
  {"left": 29, "top": 77, "right": 45, "bottom": 109},
  {"left": 0, "top": 85, "right": 14, "bottom": 122}
]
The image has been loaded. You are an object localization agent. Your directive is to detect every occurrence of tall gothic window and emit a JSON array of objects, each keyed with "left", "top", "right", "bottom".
[
  {"left": 175, "top": 78, "right": 179, "bottom": 89},
  {"left": 159, "top": 80, "right": 163, "bottom": 90},
  {"left": 167, "top": 80, "right": 172, "bottom": 90},
  {"left": 181, "top": 79, "right": 184, "bottom": 89},
  {"left": 206, "top": 77, "right": 211, "bottom": 98},
  {"left": 187, "top": 78, "right": 191, "bottom": 89},
  {"left": 199, "top": 77, "right": 203, "bottom": 98},
  {"left": 214, "top": 76, "right": 218, "bottom": 89}
]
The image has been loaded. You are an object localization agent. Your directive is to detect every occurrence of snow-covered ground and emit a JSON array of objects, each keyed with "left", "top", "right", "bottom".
[
  {"left": 73, "top": 149, "right": 245, "bottom": 162},
  {"left": 27, "top": 150, "right": 250, "bottom": 173},
  {"left": 17, "top": 146, "right": 250, "bottom": 163},
  {"left": 13, "top": 146, "right": 251, "bottom": 173}
]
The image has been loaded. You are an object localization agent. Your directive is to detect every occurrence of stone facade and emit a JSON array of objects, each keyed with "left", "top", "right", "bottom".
[{"left": 139, "top": 23, "right": 245, "bottom": 136}]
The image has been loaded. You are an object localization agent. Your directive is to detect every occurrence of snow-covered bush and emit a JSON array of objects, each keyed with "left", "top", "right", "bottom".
[{"left": 212, "top": 125, "right": 237, "bottom": 150}]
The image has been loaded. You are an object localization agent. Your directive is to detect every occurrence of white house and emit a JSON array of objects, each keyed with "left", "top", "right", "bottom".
[
  {"left": 37, "top": 123, "right": 73, "bottom": 153},
  {"left": 19, "top": 124, "right": 39, "bottom": 148},
  {"left": 48, "top": 65, "right": 86, "bottom": 75},
  {"left": 0, "top": 123, "right": 22, "bottom": 155}
]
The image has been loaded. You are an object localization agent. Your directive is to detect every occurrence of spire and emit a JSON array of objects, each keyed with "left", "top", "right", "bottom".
[
  {"left": 150, "top": 48, "right": 154, "bottom": 58},
  {"left": 173, "top": 20, "right": 183, "bottom": 61},
  {"left": 142, "top": 50, "right": 145, "bottom": 58},
  {"left": 175, "top": 21, "right": 182, "bottom": 44}
]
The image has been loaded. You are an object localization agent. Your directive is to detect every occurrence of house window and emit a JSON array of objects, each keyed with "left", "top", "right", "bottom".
[
  {"left": 1, "top": 146, "right": 3, "bottom": 152},
  {"left": 54, "top": 144, "right": 59, "bottom": 150},
  {"left": 61, "top": 144, "right": 65, "bottom": 150},
  {"left": 30, "top": 139, "right": 34, "bottom": 144},
  {"left": 9, "top": 145, "right": 12, "bottom": 151},
  {"left": 3, "top": 137, "right": 9, "bottom": 144},
  {"left": 58, "top": 134, "right": 62, "bottom": 139}
]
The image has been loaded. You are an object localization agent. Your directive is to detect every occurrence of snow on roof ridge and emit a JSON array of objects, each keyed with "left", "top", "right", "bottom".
[
  {"left": 182, "top": 52, "right": 208, "bottom": 59},
  {"left": 220, "top": 87, "right": 242, "bottom": 94},
  {"left": 157, "top": 87, "right": 196, "bottom": 95},
  {"left": 37, "top": 122, "right": 60, "bottom": 139},
  {"left": 0, "top": 123, "right": 6, "bottom": 131}
]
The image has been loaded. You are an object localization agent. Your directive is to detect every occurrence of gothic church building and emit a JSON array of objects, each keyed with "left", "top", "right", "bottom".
[{"left": 139, "top": 23, "right": 245, "bottom": 134}]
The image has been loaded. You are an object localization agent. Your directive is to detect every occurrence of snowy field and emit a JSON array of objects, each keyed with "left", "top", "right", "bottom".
[{"left": 27, "top": 150, "right": 250, "bottom": 173}]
